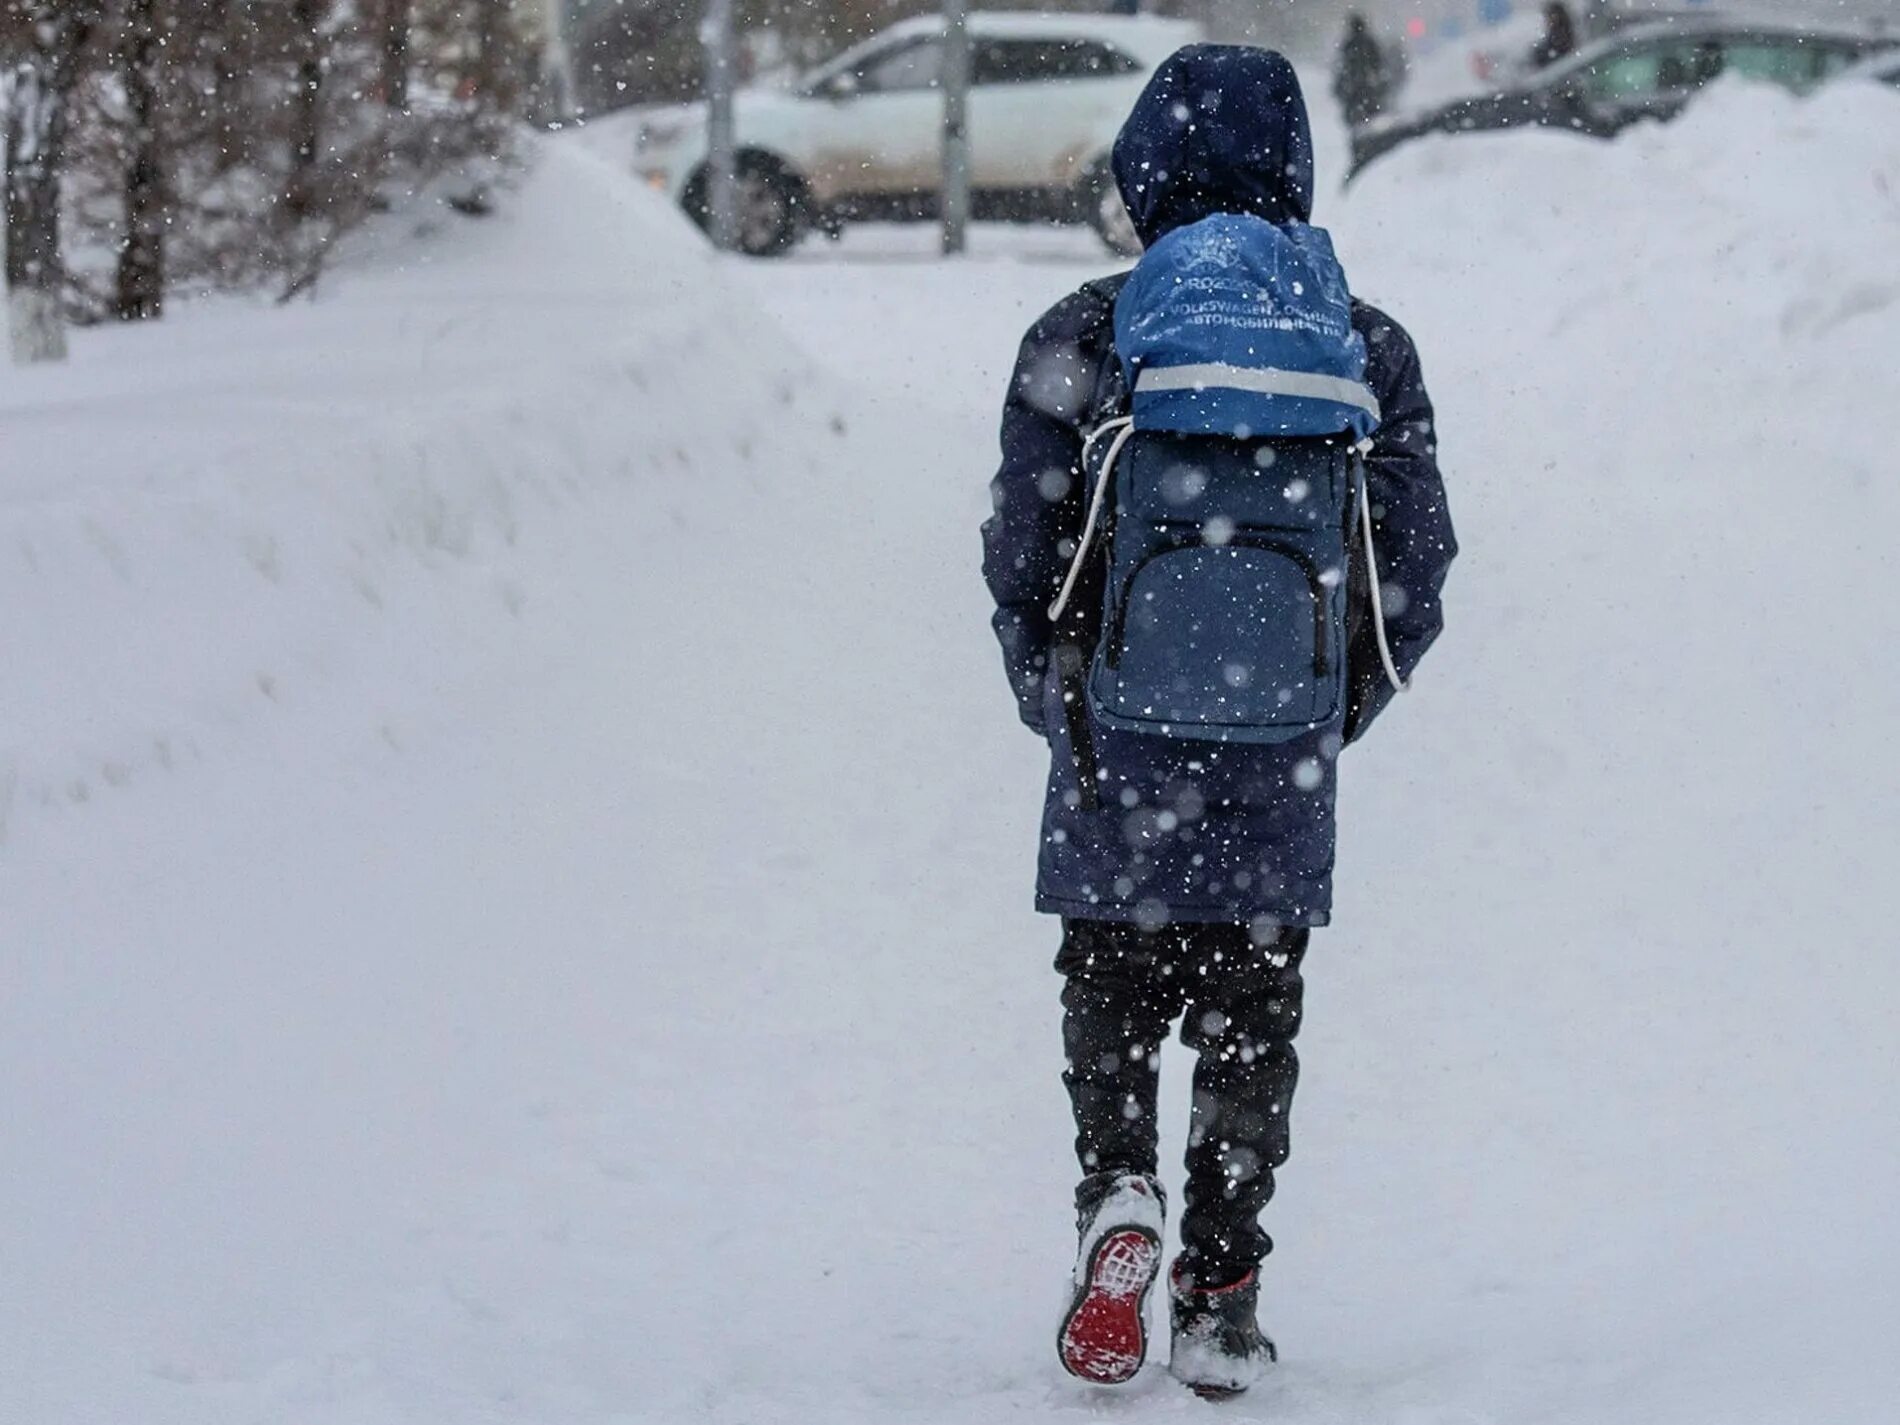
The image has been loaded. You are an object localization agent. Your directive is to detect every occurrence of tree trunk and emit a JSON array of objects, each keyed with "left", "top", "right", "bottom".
[
  {"left": 209, "top": 0, "right": 247, "bottom": 171},
  {"left": 381, "top": 0, "right": 410, "bottom": 112},
  {"left": 285, "top": 0, "right": 326, "bottom": 217},
  {"left": 4, "top": 8, "right": 99, "bottom": 364},
  {"left": 471, "top": 0, "right": 505, "bottom": 106},
  {"left": 117, "top": 0, "right": 167, "bottom": 322}
]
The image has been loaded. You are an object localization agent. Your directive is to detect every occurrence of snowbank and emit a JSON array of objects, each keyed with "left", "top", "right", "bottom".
[
  {"left": 1289, "top": 76, "right": 1900, "bottom": 1421},
  {"left": 2, "top": 138, "right": 955, "bottom": 1423},
  {"left": 1346, "top": 76, "right": 1900, "bottom": 340},
  {"left": 0, "top": 145, "right": 832, "bottom": 844}
]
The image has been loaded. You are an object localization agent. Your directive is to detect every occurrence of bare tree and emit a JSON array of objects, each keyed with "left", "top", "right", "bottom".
[
  {"left": 116, "top": 0, "right": 165, "bottom": 321},
  {"left": 208, "top": 0, "right": 251, "bottom": 171},
  {"left": 284, "top": 0, "right": 328, "bottom": 218},
  {"left": 4, "top": 0, "right": 537, "bottom": 334},
  {"left": 381, "top": 0, "right": 411, "bottom": 112},
  {"left": 4, "top": 0, "right": 107, "bottom": 362},
  {"left": 476, "top": 0, "right": 539, "bottom": 115}
]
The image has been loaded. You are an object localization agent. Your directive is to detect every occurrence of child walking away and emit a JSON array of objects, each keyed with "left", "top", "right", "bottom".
[{"left": 981, "top": 46, "right": 1458, "bottom": 1398}]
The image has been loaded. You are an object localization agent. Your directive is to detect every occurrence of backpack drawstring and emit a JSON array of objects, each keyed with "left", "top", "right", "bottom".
[
  {"left": 1356, "top": 443, "right": 1409, "bottom": 696},
  {"left": 1047, "top": 416, "right": 1135, "bottom": 623}
]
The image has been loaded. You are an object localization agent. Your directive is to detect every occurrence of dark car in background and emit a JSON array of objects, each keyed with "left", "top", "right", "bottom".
[
  {"left": 1834, "top": 48, "right": 1900, "bottom": 90},
  {"left": 1351, "top": 17, "right": 1891, "bottom": 176}
]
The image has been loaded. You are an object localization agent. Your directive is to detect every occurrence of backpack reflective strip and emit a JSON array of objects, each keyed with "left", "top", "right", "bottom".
[{"left": 1135, "top": 363, "right": 1382, "bottom": 422}]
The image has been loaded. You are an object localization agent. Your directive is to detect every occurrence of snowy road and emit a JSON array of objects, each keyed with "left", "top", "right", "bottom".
[{"left": 7, "top": 85, "right": 1900, "bottom": 1424}]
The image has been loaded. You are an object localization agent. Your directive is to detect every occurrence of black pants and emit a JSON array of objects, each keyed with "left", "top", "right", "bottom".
[{"left": 1058, "top": 918, "right": 1309, "bottom": 1287}]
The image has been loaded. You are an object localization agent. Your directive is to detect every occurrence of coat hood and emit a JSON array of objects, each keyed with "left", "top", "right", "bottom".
[{"left": 1112, "top": 45, "right": 1315, "bottom": 248}]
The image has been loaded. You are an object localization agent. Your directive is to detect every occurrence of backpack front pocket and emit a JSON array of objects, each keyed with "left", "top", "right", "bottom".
[{"left": 1094, "top": 542, "right": 1339, "bottom": 736}]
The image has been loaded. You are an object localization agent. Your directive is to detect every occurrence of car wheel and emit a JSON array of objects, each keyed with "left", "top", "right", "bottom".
[
  {"left": 684, "top": 154, "right": 807, "bottom": 258},
  {"left": 1085, "top": 162, "right": 1142, "bottom": 258}
]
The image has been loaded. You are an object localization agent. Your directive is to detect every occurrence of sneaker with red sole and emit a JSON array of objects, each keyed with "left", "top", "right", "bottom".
[{"left": 1057, "top": 1173, "right": 1165, "bottom": 1385}]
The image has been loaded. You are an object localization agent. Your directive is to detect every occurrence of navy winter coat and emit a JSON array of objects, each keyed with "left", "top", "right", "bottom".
[{"left": 981, "top": 46, "right": 1457, "bottom": 929}]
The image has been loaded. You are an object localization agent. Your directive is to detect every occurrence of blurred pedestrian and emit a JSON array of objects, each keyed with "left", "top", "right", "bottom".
[
  {"left": 1530, "top": 2, "right": 1578, "bottom": 70},
  {"left": 1333, "top": 12, "right": 1390, "bottom": 128}
]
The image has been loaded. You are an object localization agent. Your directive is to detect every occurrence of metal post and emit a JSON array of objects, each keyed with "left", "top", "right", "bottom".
[
  {"left": 940, "top": 0, "right": 972, "bottom": 256},
  {"left": 702, "top": 0, "right": 739, "bottom": 252},
  {"left": 540, "top": 0, "right": 577, "bottom": 123}
]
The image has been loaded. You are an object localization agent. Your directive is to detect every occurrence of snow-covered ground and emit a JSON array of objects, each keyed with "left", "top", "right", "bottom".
[{"left": 6, "top": 78, "right": 1900, "bottom": 1424}]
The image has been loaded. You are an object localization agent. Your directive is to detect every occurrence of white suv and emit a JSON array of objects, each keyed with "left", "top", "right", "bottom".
[{"left": 632, "top": 12, "right": 1202, "bottom": 256}]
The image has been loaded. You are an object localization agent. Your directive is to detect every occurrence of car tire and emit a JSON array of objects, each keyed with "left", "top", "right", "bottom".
[
  {"left": 1085, "top": 161, "right": 1142, "bottom": 259},
  {"left": 683, "top": 153, "right": 807, "bottom": 259}
]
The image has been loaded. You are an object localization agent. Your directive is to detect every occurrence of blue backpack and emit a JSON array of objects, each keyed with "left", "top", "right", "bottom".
[{"left": 1049, "top": 213, "right": 1402, "bottom": 749}]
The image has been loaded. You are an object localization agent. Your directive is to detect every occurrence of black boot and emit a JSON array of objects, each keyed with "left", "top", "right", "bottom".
[
  {"left": 1057, "top": 1172, "right": 1165, "bottom": 1385},
  {"left": 1167, "top": 1263, "right": 1276, "bottom": 1399}
]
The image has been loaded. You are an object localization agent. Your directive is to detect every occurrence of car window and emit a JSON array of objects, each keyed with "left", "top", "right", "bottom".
[
  {"left": 971, "top": 38, "right": 1142, "bottom": 86},
  {"left": 1720, "top": 41, "right": 1823, "bottom": 90},
  {"left": 1811, "top": 45, "right": 1872, "bottom": 81},
  {"left": 1582, "top": 49, "right": 1666, "bottom": 99},
  {"left": 855, "top": 37, "right": 943, "bottom": 94},
  {"left": 1584, "top": 40, "right": 1721, "bottom": 100}
]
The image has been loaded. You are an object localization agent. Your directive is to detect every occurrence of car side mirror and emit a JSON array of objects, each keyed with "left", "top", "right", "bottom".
[{"left": 824, "top": 73, "right": 861, "bottom": 103}]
